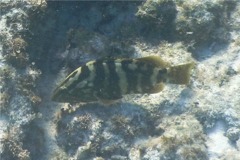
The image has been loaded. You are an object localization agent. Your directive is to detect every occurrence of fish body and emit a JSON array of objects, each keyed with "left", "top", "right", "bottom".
[{"left": 52, "top": 56, "right": 194, "bottom": 103}]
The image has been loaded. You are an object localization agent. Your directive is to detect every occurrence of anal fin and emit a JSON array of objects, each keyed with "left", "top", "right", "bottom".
[
  {"left": 98, "top": 98, "right": 121, "bottom": 106},
  {"left": 147, "top": 83, "right": 165, "bottom": 94},
  {"left": 94, "top": 92, "right": 122, "bottom": 106}
]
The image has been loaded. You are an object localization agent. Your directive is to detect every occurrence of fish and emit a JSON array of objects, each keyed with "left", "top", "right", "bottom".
[{"left": 52, "top": 56, "right": 194, "bottom": 104}]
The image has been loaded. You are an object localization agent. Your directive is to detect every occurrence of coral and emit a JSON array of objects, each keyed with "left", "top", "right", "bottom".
[
  {"left": 129, "top": 148, "right": 141, "bottom": 160},
  {"left": 111, "top": 115, "right": 133, "bottom": 137},
  {"left": 0, "top": 1, "right": 45, "bottom": 160},
  {"left": 109, "top": 107, "right": 155, "bottom": 140},
  {"left": 15, "top": 66, "right": 42, "bottom": 105},
  {"left": 56, "top": 103, "right": 154, "bottom": 159},
  {"left": 0, "top": 65, "right": 15, "bottom": 112},
  {"left": 230, "top": 2, "right": 240, "bottom": 31},
  {"left": 29, "top": 0, "right": 46, "bottom": 6},
  {"left": 56, "top": 106, "right": 103, "bottom": 157},
  {"left": 175, "top": 0, "right": 236, "bottom": 45},
  {"left": 138, "top": 114, "right": 207, "bottom": 160},
  {"left": 8, "top": 95, "right": 38, "bottom": 126},
  {"left": 175, "top": 1, "right": 215, "bottom": 42},
  {"left": 136, "top": 0, "right": 177, "bottom": 39},
  {"left": 176, "top": 144, "right": 207, "bottom": 160},
  {"left": 3, "top": 38, "right": 29, "bottom": 68},
  {"left": 226, "top": 127, "right": 240, "bottom": 142},
  {"left": 73, "top": 142, "right": 92, "bottom": 160},
  {"left": 221, "top": 149, "right": 240, "bottom": 160},
  {"left": 2, "top": 138, "right": 31, "bottom": 160},
  {"left": 1, "top": 126, "right": 30, "bottom": 160},
  {"left": 136, "top": 0, "right": 236, "bottom": 47},
  {"left": 4, "top": 37, "right": 29, "bottom": 68}
]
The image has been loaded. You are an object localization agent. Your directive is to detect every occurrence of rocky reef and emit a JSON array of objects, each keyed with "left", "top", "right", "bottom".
[{"left": 0, "top": 0, "right": 240, "bottom": 160}]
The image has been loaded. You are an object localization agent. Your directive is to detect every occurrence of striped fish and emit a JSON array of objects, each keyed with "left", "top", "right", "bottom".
[{"left": 52, "top": 56, "right": 194, "bottom": 104}]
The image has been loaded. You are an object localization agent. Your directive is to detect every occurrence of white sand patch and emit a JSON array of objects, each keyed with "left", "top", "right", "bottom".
[{"left": 206, "top": 121, "right": 236, "bottom": 159}]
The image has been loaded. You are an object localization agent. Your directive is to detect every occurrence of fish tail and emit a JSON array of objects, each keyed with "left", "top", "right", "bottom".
[{"left": 167, "top": 63, "right": 194, "bottom": 85}]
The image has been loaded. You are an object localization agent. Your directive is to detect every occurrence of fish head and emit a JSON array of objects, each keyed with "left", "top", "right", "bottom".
[
  {"left": 51, "top": 80, "right": 97, "bottom": 103},
  {"left": 51, "top": 85, "right": 76, "bottom": 103},
  {"left": 51, "top": 66, "right": 97, "bottom": 103}
]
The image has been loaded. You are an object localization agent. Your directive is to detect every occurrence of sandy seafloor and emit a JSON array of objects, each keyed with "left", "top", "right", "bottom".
[{"left": 0, "top": 0, "right": 240, "bottom": 160}]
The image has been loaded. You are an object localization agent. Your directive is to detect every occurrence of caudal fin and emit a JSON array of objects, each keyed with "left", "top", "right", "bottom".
[{"left": 167, "top": 63, "right": 194, "bottom": 85}]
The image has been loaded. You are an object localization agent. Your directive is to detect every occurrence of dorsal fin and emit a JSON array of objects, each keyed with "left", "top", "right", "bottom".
[{"left": 136, "top": 56, "right": 170, "bottom": 68}]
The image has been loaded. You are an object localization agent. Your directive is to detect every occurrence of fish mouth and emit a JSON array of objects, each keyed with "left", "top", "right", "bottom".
[
  {"left": 51, "top": 88, "right": 80, "bottom": 103},
  {"left": 51, "top": 87, "right": 65, "bottom": 102},
  {"left": 51, "top": 90, "right": 60, "bottom": 102}
]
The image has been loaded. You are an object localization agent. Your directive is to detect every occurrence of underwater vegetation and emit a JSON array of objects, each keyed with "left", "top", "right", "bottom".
[
  {"left": 136, "top": 0, "right": 236, "bottom": 50},
  {"left": 0, "top": 0, "right": 240, "bottom": 160},
  {"left": 136, "top": 0, "right": 177, "bottom": 40},
  {"left": 56, "top": 103, "right": 156, "bottom": 159},
  {"left": 139, "top": 114, "right": 207, "bottom": 160},
  {"left": 4, "top": 37, "right": 29, "bottom": 69}
]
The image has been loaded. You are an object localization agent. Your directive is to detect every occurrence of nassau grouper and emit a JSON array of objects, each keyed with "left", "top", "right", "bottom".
[{"left": 52, "top": 56, "right": 194, "bottom": 104}]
